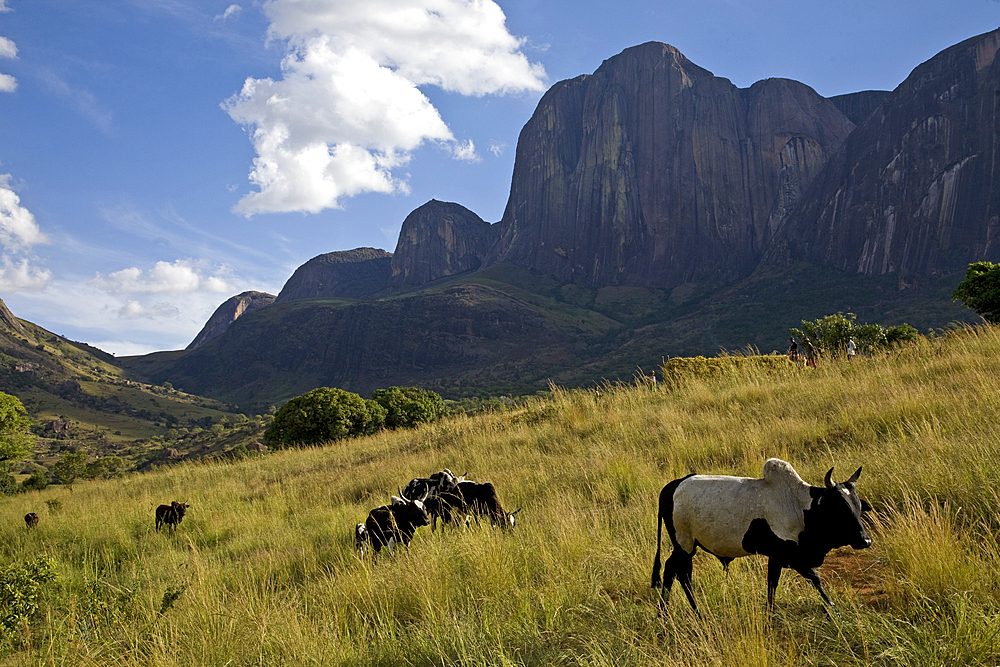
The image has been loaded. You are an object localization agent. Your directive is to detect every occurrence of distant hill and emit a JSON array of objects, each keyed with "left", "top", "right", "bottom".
[{"left": 0, "top": 298, "right": 264, "bottom": 480}]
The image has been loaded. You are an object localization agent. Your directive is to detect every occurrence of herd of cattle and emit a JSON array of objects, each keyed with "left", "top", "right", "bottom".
[
  {"left": 20, "top": 459, "right": 874, "bottom": 611},
  {"left": 355, "top": 469, "right": 521, "bottom": 559}
]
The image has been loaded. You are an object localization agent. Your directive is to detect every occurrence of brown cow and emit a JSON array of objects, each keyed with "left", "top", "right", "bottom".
[
  {"left": 24, "top": 512, "right": 39, "bottom": 530},
  {"left": 155, "top": 501, "right": 189, "bottom": 532}
]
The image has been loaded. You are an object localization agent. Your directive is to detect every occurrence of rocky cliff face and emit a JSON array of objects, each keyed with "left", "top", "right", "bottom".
[
  {"left": 484, "top": 42, "right": 855, "bottom": 289},
  {"left": 389, "top": 200, "right": 498, "bottom": 289},
  {"left": 0, "top": 297, "right": 25, "bottom": 335},
  {"left": 186, "top": 291, "right": 275, "bottom": 350},
  {"left": 770, "top": 29, "right": 1000, "bottom": 282},
  {"left": 274, "top": 248, "right": 392, "bottom": 303}
]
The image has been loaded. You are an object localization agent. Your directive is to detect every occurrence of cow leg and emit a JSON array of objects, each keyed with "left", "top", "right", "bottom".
[
  {"left": 661, "top": 548, "right": 697, "bottom": 611},
  {"left": 766, "top": 558, "right": 783, "bottom": 609},
  {"left": 794, "top": 566, "right": 834, "bottom": 607}
]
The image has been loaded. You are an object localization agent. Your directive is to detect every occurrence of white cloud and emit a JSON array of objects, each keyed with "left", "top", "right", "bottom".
[
  {"left": 488, "top": 140, "right": 507, "bottom": 157},
  {"left": 0, "top": 257, "right": 51, "bottom": 292},
  {"left": 0, "top": 36, "right": 16, "bottom": 59},
  {"left": 225, "top": 0, "right": 546, "bottom": 216},
  {"left": 0, "top": 35, "right": 16, "bottom": 92},
  {"left": 215, "top": 4, "right": 243, "bottom": 21},
  {"left": 0, "top": 174, "right": 50, "bottom": 291},
  {"left": 0, "top": 174, "right": 49, "bottom": 249},
  {"left": 452, "top": 138, "right": 480, "bottom": 162},
  {"left": 0, "top": 2, "right": 10, "bottom": 13},
  {"left": 91, "top": 258, "right": 237, "bottom": 295}
]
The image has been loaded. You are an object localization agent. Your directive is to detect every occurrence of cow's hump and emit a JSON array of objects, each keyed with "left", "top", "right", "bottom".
[{"left": 763, "top": 458, "right": 805, "bottom": 486}]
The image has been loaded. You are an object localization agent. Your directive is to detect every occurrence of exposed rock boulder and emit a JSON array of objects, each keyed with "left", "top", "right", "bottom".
[
  {"left": 390, "top": 200, "right": 498, "bottom": 289},
  {"left": 485, "top": 42, "right": 854, "bottom": 289},
  {"left": 186, "top": 291, "right": 276, "bottom": 350},
  {"left": 770, "top": 28, "right": 1000, "bottom": 281},
  {"left": 274, "top": 248, "right": 392, "bottom": 303}
]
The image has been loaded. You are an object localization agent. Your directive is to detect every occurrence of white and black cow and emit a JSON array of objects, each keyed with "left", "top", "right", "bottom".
[
  {"left": 361, "top": 495, "right": 430, "bottom": 560},
  {"left": 651, "top": 458, "right": 872, "bottom": 610}
]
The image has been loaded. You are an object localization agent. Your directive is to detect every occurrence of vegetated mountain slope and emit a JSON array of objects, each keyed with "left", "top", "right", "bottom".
[
  {"left": 0, "top": 298, "right": 254, "bottom": 472},
  {"left": 4, "top": 326, "right": 1000, "bottom": 665},
  {"left": 769, "top": 28, "right": 1000, "bottom": 282},
  {"left": 187, "top": 291, "right": 275, "bottom": 350},
  {"left": 127, "top": 272, "right": 621, "bottom": 410}
]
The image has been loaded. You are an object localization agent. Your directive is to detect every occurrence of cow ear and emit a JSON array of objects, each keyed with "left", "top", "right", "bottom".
[
  {"left": 847, "top": 466, "right": 862, "bottom": 485},
  {"left": 861, "top": 498, "right": 872, "bottom": 512}
]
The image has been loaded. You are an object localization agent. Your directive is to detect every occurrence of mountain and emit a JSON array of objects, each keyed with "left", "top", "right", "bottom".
[
  {"left": 128, "top": 31, "right": 1000, "bottom": 410},
  {"left": 484, "top": 42, "right": 855, "bottom": 289},
  {"left": 187, "top": 291, "right": 276, "bottom": 350},
  {"left": 274, "top": 248, "right": 392, "bottom": 303},
  {"left": 768, "top": 30, "right": 1000, "bottom": 283},
  {"left": 390, "top": 200, "right": 498, "bottom": 290}
]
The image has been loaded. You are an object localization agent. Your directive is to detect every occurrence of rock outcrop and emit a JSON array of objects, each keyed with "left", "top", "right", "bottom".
[
  {"left": 485, "top": 42, "right": 855, "bottom": 289},
  {"left": 0, "top": 298, "right": 25, "bottom": 335},
  {"left": 186, "top": 291, "right": 276, "bottom": 350},
  {"left": 274, "top": 248, "right": 392, "bottom": 303},
  {"left": 770, "top": 29, "right": 1000, "bottom": 282},
  {"left": 389, "top": 200, "right": 498, "bottom": 289}
]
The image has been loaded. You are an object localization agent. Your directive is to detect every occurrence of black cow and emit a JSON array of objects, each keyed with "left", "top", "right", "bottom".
[
  {"left": 155, "top": 501, "right": 189, "bottom": 532},
  {"left": 361, "top": 496, "right": 430, "bottom": 559},
  {"left": 24, "top": 512, "right": 39, "bottom": 530},
  {"left": 456, "top": 481, "right": 520, "bottom": 530},
  {"left": 354, "top": 523, "right": 369, "bottom": 557},
  {"left": 651, "top": 458, "right": 872, "bottom": 610},
  {"left": 401, "top": 469, "right": 464, "bottom": 532}
]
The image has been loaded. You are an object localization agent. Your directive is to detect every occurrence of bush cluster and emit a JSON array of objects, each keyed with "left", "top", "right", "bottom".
[{"left": 263, "top": 385, "right": 449, "bottom": 448}]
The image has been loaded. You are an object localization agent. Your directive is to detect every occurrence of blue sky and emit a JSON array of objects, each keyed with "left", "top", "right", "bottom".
[{"left": 0, "top": 0, "right": 997, "bottom": 356}]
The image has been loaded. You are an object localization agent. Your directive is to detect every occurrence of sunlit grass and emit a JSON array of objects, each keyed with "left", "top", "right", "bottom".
[{"left": 2, "top": 325, "right": 1000, "bottom": 664}]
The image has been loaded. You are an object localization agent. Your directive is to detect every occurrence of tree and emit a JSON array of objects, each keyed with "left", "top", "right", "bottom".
[
  {"left": 791, "top": 312, "right": 918, "bottom": 358},
  {"left": 51, "top": 451, "right": 87, "bottom": 489},
  {"left": 85, "top": 455, "right": 127, "bottom": 480},
  {"left": 0, "top": 392, "right": 32, "bottom": 464},
  {"left": 953, "top": 261, "right": 1000, "bottom": 324},
  {"left": 263, "top": 387, "right": 387, "bottom": 447},
  {"left": 371, "top": 386, "right": 447, "bottom": 429}
]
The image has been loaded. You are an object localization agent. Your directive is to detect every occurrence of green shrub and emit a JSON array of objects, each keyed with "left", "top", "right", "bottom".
[
  {"left": 953, "top": 261, "right": 1000, "bottom": 324},
  {"left": 264, "top": 387, "right": 386, "bottom": 447},
  {"left": 0, "top": 556, "right": 58, "bottom": 650},
  {"left": 371, "top": 386, "right": 447, "bottom": 429}
]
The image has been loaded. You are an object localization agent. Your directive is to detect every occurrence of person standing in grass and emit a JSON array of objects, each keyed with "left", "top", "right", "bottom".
[
  {"left": 804, "top": 338, "right": 818, "bottom": 368},
  {"left": 787, "top": 337, "right": 799, "bottom": 363},
  {"left": 847, "top": 338, "right": 857, "bottom": 362}
]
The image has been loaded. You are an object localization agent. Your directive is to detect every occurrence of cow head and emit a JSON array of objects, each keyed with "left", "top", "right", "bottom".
[
  {"left": 506, "top": 508, "right": 522, "bottom": 529},
  {"left": 171, "top": 501, "right": 189, "bottom": 522},
  {"left": 815, "top": 466, "right": 872, "bottom": 550}
]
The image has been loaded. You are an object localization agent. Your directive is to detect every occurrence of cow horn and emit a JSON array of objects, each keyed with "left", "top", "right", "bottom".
[
  {"left": 846, "top": 466, "right": 862, "bottom": 485},
  {"left": 824, "top": 468, "right": 836, "bottom": 489},
  {"left": 511, "top": 508, "right": 522, "bottom": 515}
]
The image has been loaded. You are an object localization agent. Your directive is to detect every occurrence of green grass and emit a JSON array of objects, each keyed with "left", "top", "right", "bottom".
[{"left": 3, "top": 325, "right": 1000, "bottom": 664}]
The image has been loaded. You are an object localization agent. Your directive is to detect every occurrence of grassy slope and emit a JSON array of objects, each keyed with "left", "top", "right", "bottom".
[
  {"left": 1, "top": 326, "right": 999, "bottom": 665},
  {"left": 0, "top": 319, "right": 261, "bottom": 472}
]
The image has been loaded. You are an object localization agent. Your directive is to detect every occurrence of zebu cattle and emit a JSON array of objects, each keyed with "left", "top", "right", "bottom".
[
  {"left": 651, "top": 458, "right": 871, "bottom": 610},
  {"left": 456, "top": 481, "right": 520, "bottom": 530},
  {"left": 155, "top": 501, "right": 189, "bottom": 532},
  {"left": 361, "top": 496, "right": 430, "bottom": 559},
  {"left": 355, "top": 523, "right": 369, "bottom": 557},
  {"left": 401, "top": 469, "right": 464, "bottom": 532},
  {"left": 24, "top": 512, "right": 39, "bottom": 530}
]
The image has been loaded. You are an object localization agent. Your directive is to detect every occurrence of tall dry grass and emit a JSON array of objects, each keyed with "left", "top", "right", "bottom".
[{"left": 1, "top": 325, "right": 1000, "bottom": 665}]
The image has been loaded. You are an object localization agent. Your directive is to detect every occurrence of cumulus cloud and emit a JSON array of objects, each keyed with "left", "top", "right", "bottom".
[
  {"left": 225, "top": 0, "right": 546, "bottom": 216},
  {"left": 215, "top": 4, "right": 243, "bottom": 21},
  {"left": 0, "top": 1, "right": 10, "bottom": 11},
  {"left": 0, "top": 174, "right": 50, "bottom": 291},
  {"left": 91, "top": 259, "right": 237, "bottom": 295}
]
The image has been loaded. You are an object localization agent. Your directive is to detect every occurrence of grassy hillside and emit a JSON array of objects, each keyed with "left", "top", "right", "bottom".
[
  {"left": 0, "top": 317, "right": 266, "bottom": 477},
  {"left": 1, "top": 325, "right": 998, "bottom": 664}
]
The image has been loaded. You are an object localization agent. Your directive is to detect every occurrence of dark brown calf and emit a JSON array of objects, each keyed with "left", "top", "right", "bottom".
[
  {"left": 24, "top": 512, "right": 39, "bottom": 530},
  {"left": 155, "top": 501, "right": 189, "bottom": 532}
]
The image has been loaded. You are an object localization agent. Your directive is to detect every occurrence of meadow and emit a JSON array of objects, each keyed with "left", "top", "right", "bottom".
[{"left": 2, "top": 325, "right": 1000, "bottom": 666}]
